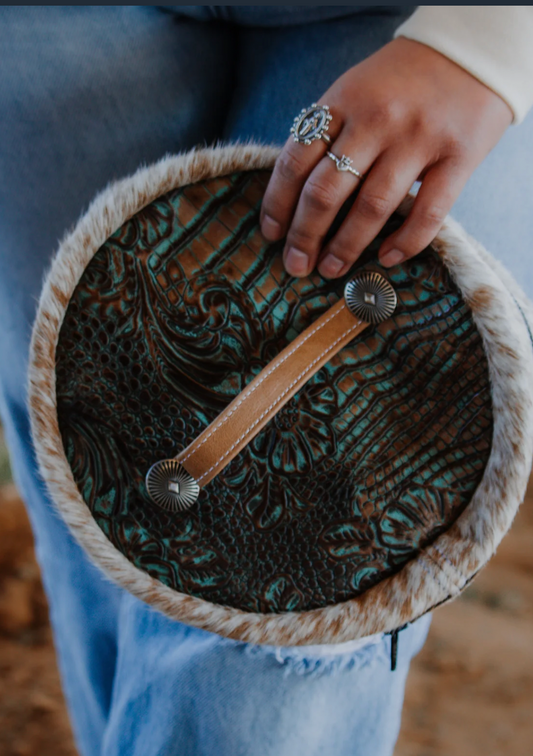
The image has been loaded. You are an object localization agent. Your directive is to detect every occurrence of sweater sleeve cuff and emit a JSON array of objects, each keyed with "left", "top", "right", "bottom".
[{"left": 394, "top": 6, "right": 533, "bottom": 124}]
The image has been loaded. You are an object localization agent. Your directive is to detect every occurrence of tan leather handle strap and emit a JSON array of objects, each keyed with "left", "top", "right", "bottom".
[
  {"left": 175, "top": 298, "right": 367, "bottom": 486},
  {"left": 145, "top": 271, "right": 396, "bottom": 512}
]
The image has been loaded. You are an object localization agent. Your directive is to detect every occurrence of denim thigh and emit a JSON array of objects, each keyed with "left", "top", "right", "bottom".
[{"left": 0, "top": 6, "right": 236, "bottom": 754}]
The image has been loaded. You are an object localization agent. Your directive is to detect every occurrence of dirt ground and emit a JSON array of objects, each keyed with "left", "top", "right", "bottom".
[{"left": 0, "top": 477, "right": 532, "bottom": 756}]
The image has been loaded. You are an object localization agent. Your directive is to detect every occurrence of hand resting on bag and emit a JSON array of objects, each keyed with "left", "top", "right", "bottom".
[{"left": 260, "top": 37, "right": 512, "bottom": 278}]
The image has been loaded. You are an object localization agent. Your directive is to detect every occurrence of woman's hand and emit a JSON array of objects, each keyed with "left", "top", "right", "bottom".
[{"left": 260, "top": 37, "right": 513, "bottom": 278}]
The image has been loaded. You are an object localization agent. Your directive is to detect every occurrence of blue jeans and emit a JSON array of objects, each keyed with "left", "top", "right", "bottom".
[{"left": 1, "top": 7, "right": 532, "bottom": 756}]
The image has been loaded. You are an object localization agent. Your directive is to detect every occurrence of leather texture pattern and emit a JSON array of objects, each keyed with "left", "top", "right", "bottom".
[{"left": 55, "top": 170, "right": 494, "bottom": 613}]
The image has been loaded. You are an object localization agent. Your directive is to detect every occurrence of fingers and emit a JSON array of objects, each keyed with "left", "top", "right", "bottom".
[
  {"left": 378, "top": 161, "right": 468, "bottom": 267},
  {"left": 262, "top": 112, "right": 468, "bottom": 280},
  {"left": 260, "top": 106, "right": 343, "bottom": 244},
  {"left": 317, "top": 150, "right": 423, "bottom": 278},
  {"left": 282, "top": 140, "right": 378, "bottom": 277}
]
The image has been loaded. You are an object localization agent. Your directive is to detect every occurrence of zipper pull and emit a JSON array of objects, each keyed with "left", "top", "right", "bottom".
[{"left": 387, "top": 624, "right": 409, "bottom": 671}]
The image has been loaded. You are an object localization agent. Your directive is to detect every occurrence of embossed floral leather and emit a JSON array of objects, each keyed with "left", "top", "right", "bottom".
[{"left": 29, "top": 146, "right": 533, "bottom": 646}]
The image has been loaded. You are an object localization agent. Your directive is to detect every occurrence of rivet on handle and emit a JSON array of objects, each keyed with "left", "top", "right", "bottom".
[
  {"left": 146, "top": 459, "right": 199, "bottom": 512},
  {"left": 344, "top": 271, "right": 397, "bottom": 324}
]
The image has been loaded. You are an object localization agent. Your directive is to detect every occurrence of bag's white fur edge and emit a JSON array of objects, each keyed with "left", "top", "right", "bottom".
[{"left": 27, "top": 142, "right": 533, "bottom": 646}]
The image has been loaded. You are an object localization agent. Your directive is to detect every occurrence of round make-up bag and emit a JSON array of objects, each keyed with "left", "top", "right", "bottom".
[{"left": 28, "top": 144, "right": 533, "bottom": 647}]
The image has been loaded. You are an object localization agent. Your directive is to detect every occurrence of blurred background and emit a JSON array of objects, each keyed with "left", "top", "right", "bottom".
[{"left": 0, "top": 421, "right": 532, "bottom": 756}]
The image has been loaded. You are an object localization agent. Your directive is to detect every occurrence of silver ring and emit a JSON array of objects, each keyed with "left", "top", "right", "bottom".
[
  {"left": 326, "top": 151, "right": 364, "bottom": 180},
  {"left": 290, "top": 103, "right": 333, "bottom": 146}
]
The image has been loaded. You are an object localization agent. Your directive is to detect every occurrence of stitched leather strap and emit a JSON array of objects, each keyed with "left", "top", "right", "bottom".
[
  {"left": 175, "top": 297, "right": 368, "bottom": 487},
  {"left": 145, "top": 270, "right": 397, "bottom": 511}
]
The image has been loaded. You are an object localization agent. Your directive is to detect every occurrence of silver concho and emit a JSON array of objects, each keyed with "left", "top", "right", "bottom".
[
  {"left": 290, "top": 103, "right": 332, "bottom": 145},
  {"left": 344, "top": 272, "right": 397, "bottom": 324},
  {"left": 145, "top": 459, "right": 200, "bottom": 512}
]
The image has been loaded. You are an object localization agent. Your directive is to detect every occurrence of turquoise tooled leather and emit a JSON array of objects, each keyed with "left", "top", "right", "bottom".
[{"left": 55, "top": 170, "right": 493, "bottom": 613}]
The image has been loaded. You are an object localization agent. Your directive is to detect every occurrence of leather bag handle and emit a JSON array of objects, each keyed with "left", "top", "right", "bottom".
[{"left": 146, "top": 271, "right": 396, "bottom": 512}]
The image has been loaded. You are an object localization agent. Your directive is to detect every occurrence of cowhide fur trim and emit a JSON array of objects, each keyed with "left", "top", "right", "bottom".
[{"left": 28, "top": 143, "right": 533, "bottom": 645}]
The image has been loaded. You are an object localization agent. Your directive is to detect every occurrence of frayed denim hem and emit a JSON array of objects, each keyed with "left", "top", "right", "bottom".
[{"left": 243, "top": 633, "right": 387, "bottom": 677}]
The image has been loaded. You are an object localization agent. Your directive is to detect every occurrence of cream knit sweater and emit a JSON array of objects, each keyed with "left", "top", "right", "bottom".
[{"left": 395, "top": 6, "right": 533, "bottom": 124}]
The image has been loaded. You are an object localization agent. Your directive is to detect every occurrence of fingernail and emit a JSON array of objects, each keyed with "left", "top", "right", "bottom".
[
  {"left": 318, "top": 254, "right": 344, "bottom": 279},
  {"left": 285, "top": 247, "right": 309, "bottom": 277},
  {"left": 261, "top": 214, "right": 282, "bottom": 241},
  {"left": 380, "top": 248, "right": 405, "bottom": 268}
]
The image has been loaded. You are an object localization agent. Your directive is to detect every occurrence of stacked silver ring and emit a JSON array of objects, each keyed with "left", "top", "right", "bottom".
[
  {"left": 290, "top": 103, "right": 364, "bottom": 180},
  {"left": 326, "top": 151, "right": 364, "bottom": 180},
  {"left": 290, "top": 103, "right": 332, "bottom": 146}
]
